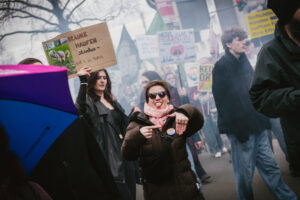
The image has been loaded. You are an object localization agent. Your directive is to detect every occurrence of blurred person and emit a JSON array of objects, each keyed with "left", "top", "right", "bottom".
[
  {"left": 122, "top": 80, "right": 205, "bottom": 200},
  {"left": 18, "top": 59, "right": 123, "bottom": 200},
  {"left": 0, "top": 124, "right": 52, "bottom": 200},
  {"left": 75, "top": 67, "right": 137, "bottom": 200},
  {"left": 250, "top": 0, "right": 300, "bottom": 177},
  {"left": 212, "top": 27, "right": 296, "bottom": 200},
  {"left": 200, "top": 92, "right": 226, "bottom": 158},
  {"left": 120, "top": 85, "right": 138, "bottom": 115},
  {"left": 245, "top": 40, "right": 257, "bottom": 68},
  {"left": 139, "top": 71, "right": 163, "bottom": 110}
]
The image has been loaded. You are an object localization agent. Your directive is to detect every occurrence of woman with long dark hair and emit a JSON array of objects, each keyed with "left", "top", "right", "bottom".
[{"left": 76, "top": 67, "right": 137, "bottom": 200}]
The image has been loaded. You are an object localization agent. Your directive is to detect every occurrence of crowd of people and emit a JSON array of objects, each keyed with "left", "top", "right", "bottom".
[{"left": 1, "top": 0, "right": 299, "bottom": 199}]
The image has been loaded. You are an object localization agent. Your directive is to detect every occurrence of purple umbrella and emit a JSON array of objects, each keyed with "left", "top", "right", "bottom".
[{"left": 0, "top": 64, "right": 78, "bottom": 175}]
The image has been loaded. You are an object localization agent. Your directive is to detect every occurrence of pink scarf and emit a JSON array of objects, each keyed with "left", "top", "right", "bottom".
[{"left": 144, "top": 103, "right": 174, "bottom": 130}]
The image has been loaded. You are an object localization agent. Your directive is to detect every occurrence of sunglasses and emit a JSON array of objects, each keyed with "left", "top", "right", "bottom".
[{"left": 149, "top": 91, "right": 167, "bottom": 99}]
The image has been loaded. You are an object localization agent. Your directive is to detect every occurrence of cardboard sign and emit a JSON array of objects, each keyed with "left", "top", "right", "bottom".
[
  {"left": 158, "top": 29, "right": 196, "bottom": 64},
  {"left": 246, "top": 9, "right": 278, "bottom": 39},
  {"left": 43, "top": 22, "right": 117, "bottom": 78}
]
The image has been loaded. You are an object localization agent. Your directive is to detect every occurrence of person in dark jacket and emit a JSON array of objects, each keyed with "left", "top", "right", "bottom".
[
  {"left": 212, "top": 27, "right": 296, "bottom": 200},
  {"left": 249, "top": 0, "right": 300, "bottom": 177},
  {"left": 0, "top": 124, "right": 53, "bottom": 200},
  {"left": 75, "top": 67, "right": 137, "bottom": 200},
  {"left": 122, "top": 80, "right": 205, "bottom": 200}
]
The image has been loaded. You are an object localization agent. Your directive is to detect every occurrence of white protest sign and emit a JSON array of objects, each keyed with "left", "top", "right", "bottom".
[
  {"left": 136, "top": 35, "right": 159, "bottom": 60},
  {"left": 158, "top": 29, "right": 196, "bottom": 64}
]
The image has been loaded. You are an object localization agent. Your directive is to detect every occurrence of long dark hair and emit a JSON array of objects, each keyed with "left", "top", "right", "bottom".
[{"left": 87, "top": 69, "right": 114, "bottom": 104}]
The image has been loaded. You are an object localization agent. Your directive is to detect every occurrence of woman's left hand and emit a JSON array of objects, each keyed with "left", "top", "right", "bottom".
[{"left": 168, "top": 112, "right": 189, "bottom": 135}]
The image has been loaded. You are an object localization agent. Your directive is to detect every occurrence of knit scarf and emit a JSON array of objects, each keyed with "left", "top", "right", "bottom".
[{"left": 144, "top": 103, "right": 174, "bottom": 130}]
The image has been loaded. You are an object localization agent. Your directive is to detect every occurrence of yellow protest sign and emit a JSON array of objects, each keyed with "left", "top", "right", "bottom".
[
  {"left": 198, "top": 64, "right": 213, "bottom": 91},
  {"left": 246, "top": 9, "right": 278, "bottom": 39}
]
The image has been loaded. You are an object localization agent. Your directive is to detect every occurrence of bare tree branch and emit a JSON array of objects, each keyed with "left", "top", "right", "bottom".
[
  {"left": 66, "top": 0, "right": 86, "bottom": 21},
  {"left": 62, "top": 0, "right": 71, "bottom": 11},
  {"left": 0, "top": 29, "right": 59, "bottom": 42},
  {"left": 0, "top": 8, "right": 58, "bottom": 26},
  {"left": 0, "top": 0, "right": 53, "bottom": 14}
]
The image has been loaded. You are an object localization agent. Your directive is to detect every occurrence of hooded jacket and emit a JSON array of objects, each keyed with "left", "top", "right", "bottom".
[
  {"left": 121, "top": 104, "right": 204, "bottom": 200},
  {"left": 249, "top": 22, "right": 300, "bottom": 170}
]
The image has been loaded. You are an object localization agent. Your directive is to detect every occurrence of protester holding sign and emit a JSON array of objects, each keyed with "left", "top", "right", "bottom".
[{"left": 76, "top": 67, "right": 137, "bottom": 200}]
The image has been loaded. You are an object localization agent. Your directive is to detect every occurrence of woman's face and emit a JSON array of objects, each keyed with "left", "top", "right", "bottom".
[
  {"left": 147, "top": 85, "right": 169, "bottom": 110},
  {"left": 141, "top": 76, "right": 150, "bottom": 88},
  {"left": 94, "top": 70, "right": 107, "bottom": 92}
]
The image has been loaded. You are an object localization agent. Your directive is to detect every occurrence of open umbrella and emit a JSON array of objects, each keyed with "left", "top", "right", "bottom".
[{"left": 0, "top": 64, "right": 78, "bottom": 175}]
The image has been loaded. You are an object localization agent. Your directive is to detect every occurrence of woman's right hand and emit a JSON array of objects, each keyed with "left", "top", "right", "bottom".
[
  {"left": 140, "top": 125, "right": 161, "bottom": 139},
  {"left": 77, "top": 66, "right": 92, "bottom": 77}
]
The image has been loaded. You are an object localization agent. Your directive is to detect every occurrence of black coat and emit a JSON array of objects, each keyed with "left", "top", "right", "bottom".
[
  {"left": 212, "top": 51, "right": 270, "bottom": 142},
  {"left": 75, "top": 81, "right": 137, "bottom": 200},
  {"left": 249, "top": 23, "right": 300, "bottom": 171},
  {"left": 30, "top": 118, "right": 121, "bottom": 200}
]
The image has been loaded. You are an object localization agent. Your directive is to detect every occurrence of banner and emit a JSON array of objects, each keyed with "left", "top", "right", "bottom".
[
  {"left": 136, "top": 35, "right": 159, "bottom": 60},
  {"left": 158, "top": 29, "right": 196, "bottom": 64},
  {"left": 43, "top": 22, "right": 117, "bottom": 78},
  {"left": 198, "top": 64, "right": 213, "bottom": 91},
  {"left": 246, "top": 9, "right": 278, "bottom": 39}
]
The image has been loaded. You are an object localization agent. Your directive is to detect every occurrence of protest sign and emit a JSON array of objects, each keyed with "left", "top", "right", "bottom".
[
  {"left": 158, "top": 29, "right": 196, "bottom": 64},
  {"left": 136, "top": 35, "right": 159, "bottom": 60},
  {"left": 184, "top": 62, "right": 199, "bottom": 88},
  {"left": 43, "top": 22, "right": 117, "bottom": 78},
  {"left": 155, "top": 0, "right": 181, "bottom": 30},
  {"left": 198, "top": 64, "right": 213, "bottom": 91},
  {"left": 246, "top": 9, "right": 278, "bottom": 39}
]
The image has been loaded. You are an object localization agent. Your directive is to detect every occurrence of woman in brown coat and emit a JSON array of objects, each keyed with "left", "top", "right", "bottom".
[{"left": 121, "top": 80, "right": 205, "bottom": 200}]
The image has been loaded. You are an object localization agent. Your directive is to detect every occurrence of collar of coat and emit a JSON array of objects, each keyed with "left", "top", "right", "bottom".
[{"left": 275, "top": 22, "right": 300, "bottom": 61}]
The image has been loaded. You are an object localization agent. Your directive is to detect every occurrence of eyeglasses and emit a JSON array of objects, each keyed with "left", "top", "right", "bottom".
[{"left": 149, "top": 91, "right": 167, "bottom": 99}]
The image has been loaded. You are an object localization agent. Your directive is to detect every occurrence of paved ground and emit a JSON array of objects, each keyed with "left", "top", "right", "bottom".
[{"left": 136, "top": 139, "right": 300, "bottom": 200}]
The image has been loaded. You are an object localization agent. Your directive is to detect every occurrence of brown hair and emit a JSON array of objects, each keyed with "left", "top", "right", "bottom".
[
  {"left": 145, "top": 80, "right": 171, "bottom": 103},
  {"left": 87, "top": 69, "right": 114, "bottom": 103},
  {"left": 221, "top": 27, "right": 247, "bottom": 51},
  {"left": 18, "top": 58, "right": 43, "bottom": 65}
]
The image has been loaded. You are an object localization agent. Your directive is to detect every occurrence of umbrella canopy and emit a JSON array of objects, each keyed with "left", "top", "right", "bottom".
[{"left": 0, "top": 65, "right": 78, "bottom": 175}]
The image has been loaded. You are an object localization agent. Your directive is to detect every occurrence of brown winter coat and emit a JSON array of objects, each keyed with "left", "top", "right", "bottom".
[{"left": 121, "top": 104, "right": 204, "bottom": 200}]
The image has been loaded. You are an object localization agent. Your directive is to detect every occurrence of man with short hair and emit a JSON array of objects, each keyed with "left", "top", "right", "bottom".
[
  {"left": 212, "top": 27, "right": 296, "bottom": 200},
  {"left": 250, "top": 0, "right": 300, "bottom": 177}
]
